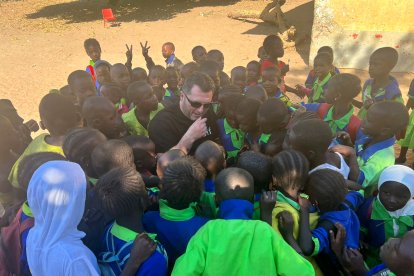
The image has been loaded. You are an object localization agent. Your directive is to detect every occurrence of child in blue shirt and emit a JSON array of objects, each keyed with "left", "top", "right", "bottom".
[
  {"left": 237, "top": 151, "right": 272, "bottom": 219},
  {"left": 143, "top": 157, "right": 209, "bottom": 270},
  {"left": 96, "top": 167, "right": 168, "bottom": 276},
  {"left": 261, "top": 67, "right": 296, "bottom": 109},
  {"left": 297, "top": 169, "right": 363, "bottom": 275},
  {"left": 357, "top": 165, "right": 414, "bottom": 268}
]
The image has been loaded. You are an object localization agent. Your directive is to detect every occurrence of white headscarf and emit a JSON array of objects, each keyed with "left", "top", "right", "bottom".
[
  {"left": 26, "top": 161, "right": 99, "bottom": 276},
  {"left": 378, "top": 164, "right": 414, "bottom": 218}
]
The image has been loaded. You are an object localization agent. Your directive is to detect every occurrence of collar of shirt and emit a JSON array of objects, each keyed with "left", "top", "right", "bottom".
[
  {"left": 276, "top": 191, "right": 301, "bottom": 211},
  {"left": 159, "top": 199, "right": 196, "bottom": 221},
  {"left": 218, "top": 199, "right": 253, "bottom": 220},
  {"left": 324, "top": 105, "right": 354, "bottom": 132},
  {"left": 356, "top": 136, "right": 396, "bottom": 163},
  {"left": 258, "top": 133, "right": 271, "bottom": 144},
  {"left": 363, "top": 76, "right": 401, "bottom": 102},
  {"left": 223, "top": 118, "right": 237, "bottom": 135},
  {"left": 111, "top": 221, "right": 157, "bottom": 242},
  {"left": 89, "top": 60, "right": 95, "bottom": 67},
  {"left": 166, "top": 54, "right": 176, "bottom": 65},
  {"left": 22, "top": 200, "right": 33, "bottom": 217},
  {"left": 311, "top": 72, "right": 332, "bottom": 102}
]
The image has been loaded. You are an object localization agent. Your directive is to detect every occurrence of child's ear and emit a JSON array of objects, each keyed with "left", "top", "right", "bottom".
[{"left": 207, "top": 158, "right": 217, "bottom": 175}]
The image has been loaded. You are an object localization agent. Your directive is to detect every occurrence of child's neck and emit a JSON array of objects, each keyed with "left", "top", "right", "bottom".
[
  {"left": 373, "top": 74, "right": 389, "bottom": 88},
  {"left": 311, "top": 152, "right": 328, "bottom": 169},
  {"left": 332, "top": 102, "right": 352, "bottom": 119},
  {"left": 117, "top": 211, "right": 144, "bottom": 234},
  {"left": 45, "top": 134, "right": 65, "bottom": 147}
]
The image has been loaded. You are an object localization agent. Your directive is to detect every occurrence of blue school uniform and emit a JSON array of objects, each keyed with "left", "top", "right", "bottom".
[
  {"left": 355, "top": 136, "right": 396, "bottom": 197},
  {"left": 311, "top": 192, "right": 363, "bottom": 259},
  {"left": 143, "top": 200, "right": 208, "bottom": 267},
  {"left": 20, "top": 201, "right": 33, "bottom": 276},
  {"left": 217, "top": 118, "right": 245, "bottom": 159},
  {"left": 204, "top": 178, "right": 215, "bottom": 193},
  {"left": 366, "top": 263, "right": 394, "bottom": 276},
  {"left": 357, "top": 196, "right": 414, "bottom": 267},
  {"left": 99, "top": 222, "right": 168, "bottom": 276}
]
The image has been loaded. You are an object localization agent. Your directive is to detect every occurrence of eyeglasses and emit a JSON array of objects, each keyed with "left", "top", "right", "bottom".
[{"left": 183, "top": 93, "right": 215, "bottom": 109}]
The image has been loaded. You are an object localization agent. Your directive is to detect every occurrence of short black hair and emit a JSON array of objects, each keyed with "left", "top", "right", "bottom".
[
  {"left": 247, "top": 60, "right": 260, "bottom": 69},
  {"left": 272, "top": 150, "right": 309, "bottom": 191},
  {"left": 371, "top": 47, "right": 399, "bottom": 69},
  {"left": 100, "top": 82, "right": 123, "bottom": 98},
  {"left": 159, "top": 156, "right": 206, "bottom": 210},
  {"left": 306, "top": 169, "right": 347, "bottom": 212},
  {"left": 63, "top": 127, "right": 107, "bottom": 178},
  {"left": 290, "top": 119, "right": 332, "bottom": 155},
  {"left": 314, "top": 52, "right": 333, "bottom": 65},
  {"left": 200, "top": 60, "right": 220, "bottom": 76},
  {"left": 121, "top": 135, "right": 155, "bottom": 172},
  {"left": 288, "top": 111, "right": 319, "bottom": 129},
  {"left": 257, "top": 98, "right": 288, "bottom": 126},
  {"left": 231, "top": 66, "right": 246, "bottom": 78},
  {"left": 237, "top": 151, "right": 272, "bottom": 193},
  {"left": 149, "top": 65, "right": 167, "bottom": 82},
  {"left": 263, "top": 35, "right": 283, "bottom": 57},
  {"left": 328, "top": 73, "right": 361, "bottom": 100},
  {"left": 131, "top": 67, "right": 148, "bottom": 82},
  {"left": 166, "top": 66, "right": 180, "bottom": 78},
  {"left": 215, "top": 168, "right": 254, "bottom": 202},
  {"left": 127, "top": 81, "right": 153, "bottom": 103},
  {"left": 236, "top": 97, "right": 262, "bottom": 119},
  {"left": 194, "top": 141, "right": 225, "bottom": 177},
  {"left": 67, "top": 70, "right": 93, "bottom": 87},
  {"left": 180, "top": 62, "right": 200, "bottom": 80},
  {"left": 157, "top": 149, "right": 186, "bottom": 175},
  {"left": 91, "top": 139, "right": 135, "bottom": 177},
  {"left": 84, "top": 38, "right": 101, "bottom": 51},
  {"left": 244, "top": 85, "right": 268, "bottom": 102},
  {"left": 318, "top": 46, "right": 334, "bottom": 56},
  {"left": 192, "top": 45, "right": 207, "bottom": 56},
  {"left": 182, "top": 72, "right": 215, "bottom": 94},
  {"left": 18, "top": 152, "right": 66, "bottom": 192},
  {"left": 38, "top": 93, "right": 79, "bottom": 136},
  {"left": 220, "top": 93, "right": 245, "bottom": 117},
  {"left": 219, "top": 85, "right": 243, "bottom": 97},
  {"left": 163, "top": 42, "right": 175, "bottom": 51},
  {"left": 207, "top": 49, "right": 224, "bottom": 61},
  {"left": 369, "top": 101, "right": 409, "bottom": 133},
  {"left": 96, "top": 167, "right": 149, "bottom": 218}
]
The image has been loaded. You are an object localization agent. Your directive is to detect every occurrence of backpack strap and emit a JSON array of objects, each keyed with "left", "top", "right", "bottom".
[{"left": 317, "top": 103, "right": 331, "bottom": 120}]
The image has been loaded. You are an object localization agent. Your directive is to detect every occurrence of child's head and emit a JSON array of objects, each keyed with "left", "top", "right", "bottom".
[
  {"left": 288, "top": 110, "right": 319, "bottom": 129},
  {"left": 131, "top": 67, "right": 148, "bottom": 82},
  {"left": 121, "top": 135, "right": 156, "bottom": 174},
  {"left": 0, "top": 115, "right": 24, "bottom": 154},
  {"left": 284, "top": 119, "right": 332, "bottom": 162},
  {"left": 263, "top": 35, "right": 284, "bottom": 59},
  {"left": 67, "top": 70, "right": 96, "bottom": 106},
  {"left": 236, "top": 97, "right": 261, "bottom": 133},
  {"left": 245, "top": 85, "right": 268, "bottom": 103},
  {"left": 361, "top": 101, "right": 409, "bottom": 139},
  {"left": 94, "top": 60, "right": 111, "bottom": 85},
  {"left": 127, "top": 81, "right": 158, "bottom": 112},
  {"left": 380, "top": 230, "right": 414, "bottom": 275},
  {"left": 84, "top": 38, "right": 101, "bottom": 62},
  {"left": 100, "top": 83, "right": 124, "bottom": 104},
  {"left": 39, "top": 93, "right": 80, "bottom": 136},
  {"left": 192, "top": 45, "right": 207, "bottom": 64},
  {"left": 200, "top": 60, "right": 220, "bottom": 90},
  {"left": 317, "top": 46, "right": 334, "bottom": 57},
  {"left": 313, "top": 52, "right": 333, "bottom": 79},
  {"left": 159, "top": 156, "right": 206, "bottom": 209},
  {"left": 18, "top": 152, "right": 66, "bottom": 192},
  {"left": 166, "top": 67, "right": 180, "bottom": 90},
  {"left": 257, "top": 98, "right": 289, "bottom": 134},
  {"left": 305, "top": 169, "right": 347, "bottom": 212},
  {"left": 96, "top": 167, "right": 149, "bottom": 218},
  {"left": 230, "top": 66, "right": 247, "bottom": 89},
  {"left": 110, "top": 63, "right": 131, "bottom": 90},
  {"left": 369, "top": 47, "right": 398, "bottom": 79},
  {"left": 207, "top": 49, "right": 225, "bottom": 72},
  {"left": 257, "top": 46, "right": 267, "bottom": 60},
  {"left": 179, "top": 62, "right": 199, "bottom": 87},
  {"left": 237, "top": 151, "right": 272, "bottom": 193},
  {"left": 218, "top": 85, "right": 243, "bottom": 101},
  {"left": 156, "top": 149, "right": 186, "bottom": 179},
  {"left": 246, "top": 61, "right": 261, "bottom": 84},
  {"left": 91, "top": 139, "right": 135, "bottom": 177},
  {"left": 219, "top": 93, "right": 245, "bottom": 128},
  {"left": 81, "top": 96, "right": 127, "bottom": 139},
  {"left": 63, "top": 127, "right": 107, "bottom": 178},
  {"left": 162, "top": 42, "right": 175, "bottom": 59},
  {"left": 215, "top": 168, "right": 254, "bottom": 203},
  {"left": 195, "top": 141, "right": 226, "bottom": 179},
  {"left": 378, "top": 165, "right": 414, "bottom": 212},
  {"left": 325, "top": 73, "right": 361, "bottom": 105},
  {"left": 262, "top": 67, "right": 281, "bottom": 96},
  {"left": 272, "top": 150, "right": 309, "bottom": 197},
  {"left": 59, "top": 85, "right": 76, "bottom": 104},
  {"left": 148, "top": 65, "right": 167, "bottom": 88}
]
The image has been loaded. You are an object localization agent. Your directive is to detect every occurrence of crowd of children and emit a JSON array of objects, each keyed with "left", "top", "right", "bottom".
[{"left": 0, "top": 34, "right": 414, "bottom": 276}]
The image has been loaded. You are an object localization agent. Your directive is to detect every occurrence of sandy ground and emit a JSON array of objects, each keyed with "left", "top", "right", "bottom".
[{"left": 1, "top": 0, "right": 413, "bottom": 160}]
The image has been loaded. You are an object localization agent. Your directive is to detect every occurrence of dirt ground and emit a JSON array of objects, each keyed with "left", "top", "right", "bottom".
[{"left": 1, "top": 0, "right": 413, "bottom": 161}]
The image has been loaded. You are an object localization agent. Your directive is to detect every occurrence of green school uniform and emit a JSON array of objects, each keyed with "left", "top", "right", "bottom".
[
  {"left": 309, "top": 73, "right": 332, "bottom": 103},
  {"left": 122, "top": 104, "right": 164, "bottom": 136}
]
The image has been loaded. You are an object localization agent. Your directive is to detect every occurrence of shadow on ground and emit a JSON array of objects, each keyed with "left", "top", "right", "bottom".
[{"left": 26, "top": 0, "right": 239, "bottom": 24}]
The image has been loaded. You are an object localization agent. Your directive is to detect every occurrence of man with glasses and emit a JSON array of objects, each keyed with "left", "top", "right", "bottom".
[{"left": 149, "top": 72, "right": 219, "bottom": 154}]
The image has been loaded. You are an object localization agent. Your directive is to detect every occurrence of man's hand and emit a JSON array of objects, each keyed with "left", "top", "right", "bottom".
[
  {"left": 186, "top": 117, "right": 208, "bottom": 140},
  {"left": 125, "top": 44, "right": 133, "bottom": 63},
  {"left": 277, "top": 211, "right": 294, "bottom": 238},
  {"left": 140, "top": 41, "right": 151, "bottom": 57}
]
